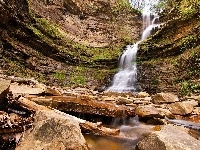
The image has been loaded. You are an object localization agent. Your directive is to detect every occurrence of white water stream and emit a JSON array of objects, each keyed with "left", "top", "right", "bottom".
[{"left": 107, "top": 0, "right": 160, "bottom": 92}]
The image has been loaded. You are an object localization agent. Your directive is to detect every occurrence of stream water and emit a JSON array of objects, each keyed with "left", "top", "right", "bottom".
[
  {"left": 84, "top": 115, "right": 200, "bottom": 150},
  {"left": 107, "top": 0, "right": 160, "bottom": 92},
  {"left": 84, "top": 116, "right": 154, "bottom": 150}
]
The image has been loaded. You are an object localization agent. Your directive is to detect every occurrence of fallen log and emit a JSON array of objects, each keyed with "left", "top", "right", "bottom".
[
  {"left": 18, "top": 97, "right": 120, "bottom": 136},
  {"left": 26, "top": 95, "right": 136, "bottom": 117}
]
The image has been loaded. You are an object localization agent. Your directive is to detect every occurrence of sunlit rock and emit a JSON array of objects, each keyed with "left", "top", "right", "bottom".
[
  {"left": 136, "top": 92, "right": 150, "bottom": 98},
  {"left": 116, "top": 96, "right": 133, "bottom": 105},
  {"left": 45, "top": 86, "right": 62, "bottom": 96},
  {"left": 168, "top": 102, "right": 194, "bottom": 115},
  {"left": 157, "top": 108, "right": 175, "bottom": 119},
  {"left": 184, "top": 100, "right": 198, "bottom": 107},
  {"left": 135, "top": 105, "right": 163, "bottom": 119},
  {"left": 136, "top": 124, "right": 200, "bottom": 150},
  {"left": 102, "top": 96, "right": 116, "bottom": 101},
  {"left": 152, "top": 93, "right": 179, "bottom": 104},
  {"left": 16, "top": 110, "right": 88, "bottom": 150},
  {"left": 192, "top": 107, "right": 200, "bottom": 115},
  {"left": 9, "top": 83, "right": 45, "bottom": 96}
]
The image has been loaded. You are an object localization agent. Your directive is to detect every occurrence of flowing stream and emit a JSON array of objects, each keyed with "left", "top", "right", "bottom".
[
  {"left": 84, "top": 116, "right": 154, "bottom": 150},
  {"left": 84, "top": 115, "right": 200, "bottom": 150},
  {"left": 107, "top": 0, "right": 160, "bottom": 92}
]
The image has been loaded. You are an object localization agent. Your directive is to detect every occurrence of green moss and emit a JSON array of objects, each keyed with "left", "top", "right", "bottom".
[
  {"left": 3, "top": 57, "right": 46, "bottom": 83},
  {"left": 29, "top": 25, "right": 45, "bottom": 38},
  {"left": 180, "top": 81, "right": 200, "bottom": 96},
  {"left": 35, "top": 18, "right": 64, "bottom": 39},
  {"left": 71, "top": 75, "right": 86, "bottom": 85},
  {"left": 53, "top": 72, "right": 66, "bottom": 81}
]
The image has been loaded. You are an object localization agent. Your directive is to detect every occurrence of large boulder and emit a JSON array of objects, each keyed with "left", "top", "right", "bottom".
[
  {"left": 152, "top": 93, "right": 179, "bottom": 104},
  {"left": 168, "top": 102, "right": 194, "bottom": 115},
  {"left": 136, "top": 124, "right": 200, "bottom": 150},
  {"left": 135, "top": 105, "right": 163, "bottom": 119},
  {"left": 0, "top": 78, "right": 11, "bottom": 103},
  {"left": 16, "top": 110, "right": 88, "bottom": 150}
]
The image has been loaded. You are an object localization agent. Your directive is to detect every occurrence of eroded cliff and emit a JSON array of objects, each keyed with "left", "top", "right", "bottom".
[
  {"left": 137, "top": 0, "right": 200, "bottom": 95},
  {"left": 0, "top": 0, "right": 142, "bottom": 88}
]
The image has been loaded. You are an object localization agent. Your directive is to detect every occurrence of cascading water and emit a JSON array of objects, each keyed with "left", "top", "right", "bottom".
[{"left": 107, "top": 0, "right": 161, "bottom": 92}]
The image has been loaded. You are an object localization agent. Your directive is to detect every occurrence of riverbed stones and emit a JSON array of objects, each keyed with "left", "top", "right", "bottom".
[
  {"left": 168, "top": 102, "right": 194, "bottom": 115},
  {"left": 185, "top": 95, "right": 200, "bottom": 103},
  {"left": 132, "top": 97, "right": 152, "bottom": 105},
  {"left": 45, "top": 86, "right": 61, "bottom": 96},
  {"left": 116, "top": 96, "right": 132, "bottom": 105},
  {"left": 9, "top": 83, "right": 45, "bottom": 95},
  {"left": 136, "top": 124, "right": 200, "bottom": 150},
  {"left": 16, "top": 110, "right": 88, "bottom": 150},
  {"left": 157, "top": 108, "right": 175, "bottom": 119},
  {"left": 192, "top": 107, "right": 200, "bottom": 115},
  {"left": 102, "top": 96, "right": 115, "bottom": 101},
  {"left": 0, "top": 78, "right": 11, "bottom": 103},
  {"left": 135, "top": 105, "right": 163, "bottom": 119},
  {"left": 184, "top": 100, "right": 198, "bottom": 107},
  {"left": 152, "top": 93, "right": 179, "bottom": 104},
  {"left": 136, "top": 92, "right": 150, "bottom": 98}
]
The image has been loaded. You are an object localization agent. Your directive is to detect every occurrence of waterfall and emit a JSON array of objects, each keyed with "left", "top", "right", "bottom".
[{"left": 107, "top": 0, "right": 160, "bottom": 92}]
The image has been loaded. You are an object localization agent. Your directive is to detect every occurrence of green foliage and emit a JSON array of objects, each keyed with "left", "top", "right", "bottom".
[
  {"left": 181, "top": 81, "right": 190, "bottom": 96},
  {"left": 179, "top": 35, "right": 198, "bottom": 51},
  {"left": 29, "top": 25, "right": 44, "bottom": 38},
  {"left": 122, "top": 36, "right": 132, "bottom": 44},
  {"left": 179, "top": 0, "right": 199, "bottom": 17},
  {"left": 159, "top": 0, "right": 199, "bottom": 19},
  {"left": 112, "top": 0, "right": 138, "bottom": 14},
  {"left": 71, "top": 75, "right": 85, "bottom": 85},
  {"left": 5, "top": 60, "right": 26, "bottom": 77},
  {"left": 3, "top": 58, "right": 45, "bottom": 83},
  {"left": 68, "top": 66, "right": 87, "bottom": 85},
  {"left": 181, "top": 81, "right": 200, "bottom": 96},
  {"left": 53, "top": 72, "right": 66, "bottom": 81}
]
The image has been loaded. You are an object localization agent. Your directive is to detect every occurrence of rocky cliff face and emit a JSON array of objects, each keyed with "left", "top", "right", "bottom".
[
  {"left": 137, "top": 1, "right": 200, "bottom": 95},
  {"left": 0, "top": 0, "right": 142, "bottom": 88}
]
